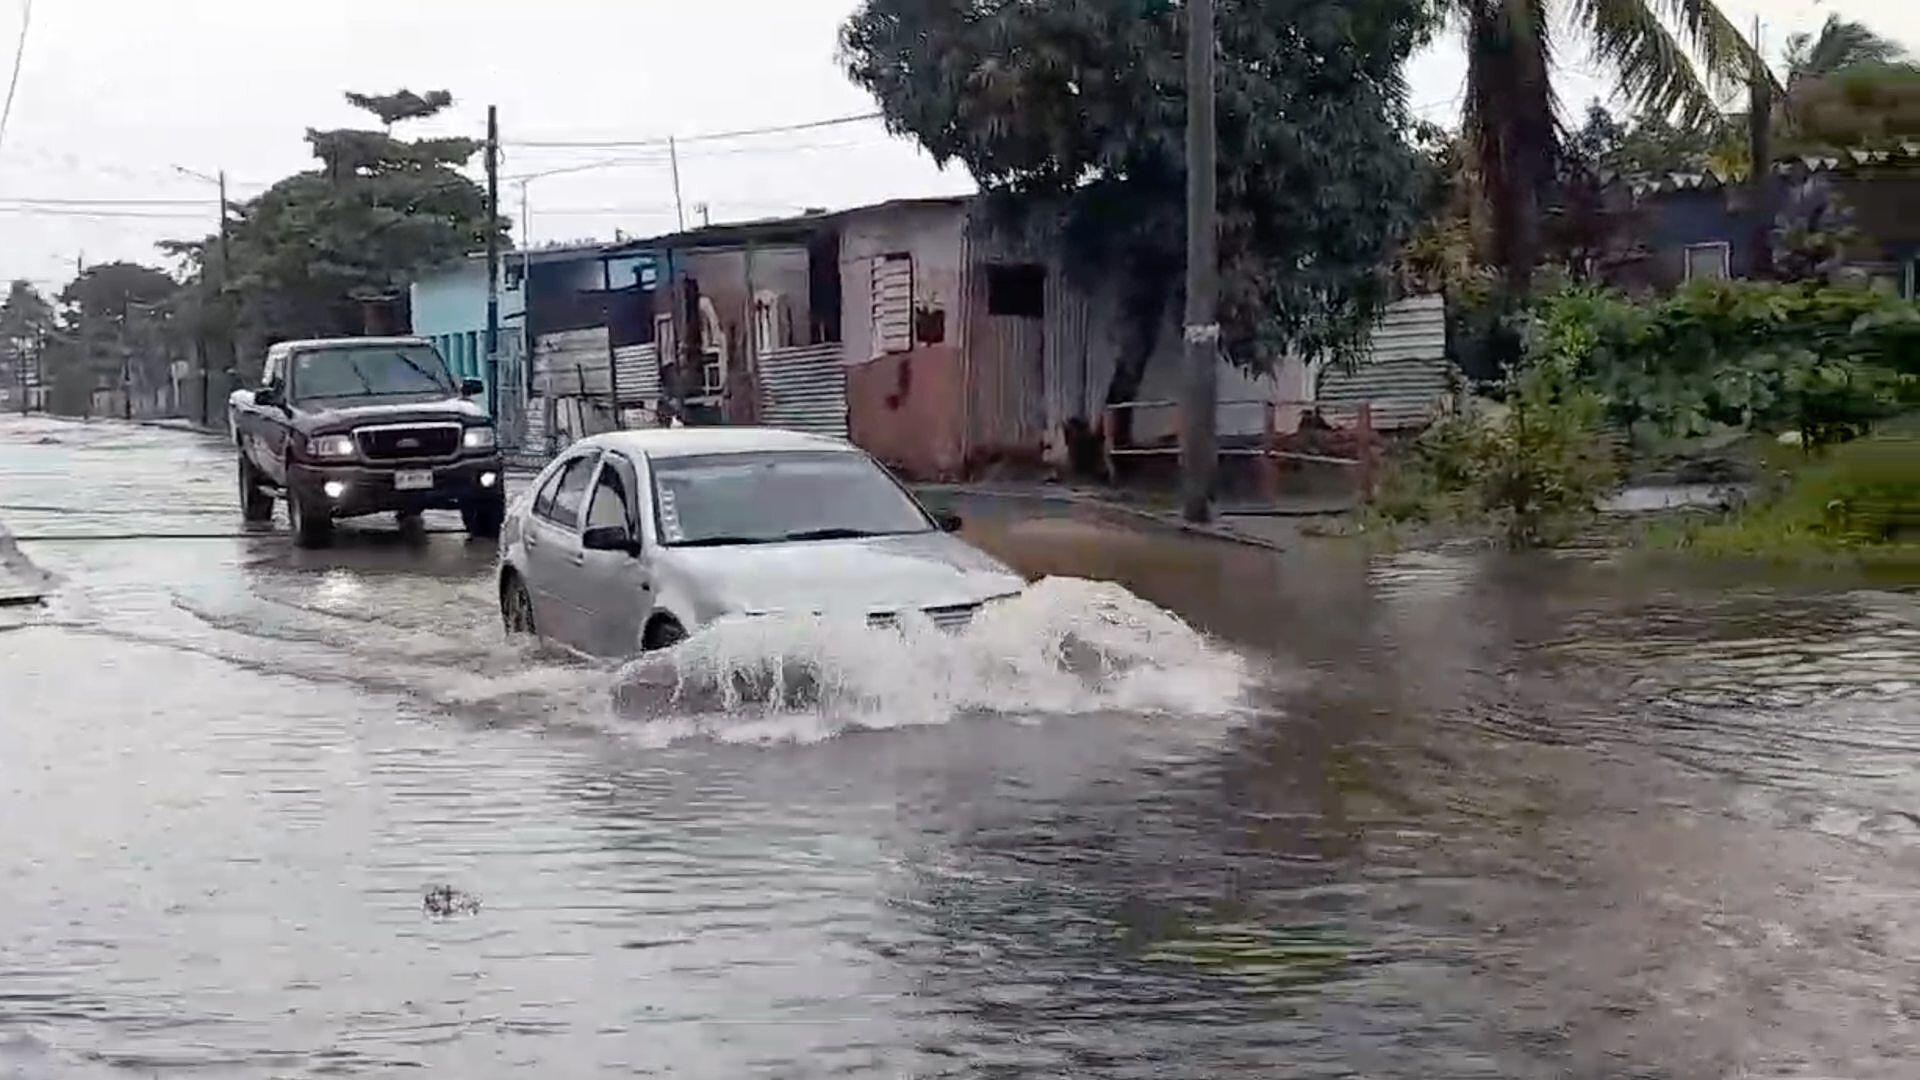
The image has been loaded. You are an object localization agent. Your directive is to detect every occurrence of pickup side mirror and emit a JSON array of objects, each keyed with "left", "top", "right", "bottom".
[
  {"left": 582, "top": 525, "right": 644, "bottom": 556},
  {"left": 934, "top": 511, "right": 963, "bottom": 533},
  {"left": 460, "top": 377, "right": 485, "bottom": 397},
  {"left": 256, "top": 384, "right": 285, "bottom": 409}
]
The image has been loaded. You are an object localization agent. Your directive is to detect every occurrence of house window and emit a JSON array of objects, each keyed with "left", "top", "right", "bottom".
[
  {"left": 1684, "top": 242, "right": 1730, "bottom": 282},
  {"left": 986, "top": 263, "right": 1046, "bottom": 317},
  {"left": 870, "top": 253, "right": 913, "bottom": 359}
]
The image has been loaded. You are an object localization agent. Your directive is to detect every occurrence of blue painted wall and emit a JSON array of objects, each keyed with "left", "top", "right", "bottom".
[{"left": 409, "top": 257, "right": 527, "bottom": 412}]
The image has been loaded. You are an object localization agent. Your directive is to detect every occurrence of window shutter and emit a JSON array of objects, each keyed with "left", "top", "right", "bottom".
[{"left": 870, "top": 254, "right": 913, "bottom": 359}]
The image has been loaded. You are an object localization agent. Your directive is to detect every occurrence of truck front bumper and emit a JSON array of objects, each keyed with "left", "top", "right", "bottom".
[{"left": 287, "top": 455, "right": 505, "bottom": 519}]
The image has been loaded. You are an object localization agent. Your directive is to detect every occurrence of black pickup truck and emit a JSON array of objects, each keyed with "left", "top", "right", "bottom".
[{"left": 229, "top": 337, "right": 506, "bottom": 548}]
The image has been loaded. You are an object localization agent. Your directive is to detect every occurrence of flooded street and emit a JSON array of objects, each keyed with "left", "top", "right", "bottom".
[{"left": 3, "top": 414, "right": 1917, "bottom": 1078}]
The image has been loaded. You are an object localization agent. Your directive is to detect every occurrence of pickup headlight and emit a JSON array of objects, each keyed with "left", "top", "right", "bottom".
[
  {"left": 307, "top": 434, "right": 356, "bottom": 459},
  {"left": 462, "top": 426, "right": 496, "bottom": 451}
]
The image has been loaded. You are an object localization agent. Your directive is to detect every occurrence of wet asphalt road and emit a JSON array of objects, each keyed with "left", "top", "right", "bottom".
[{"left": 2, "top": 414, "right": 1918, "bottom": 1079}]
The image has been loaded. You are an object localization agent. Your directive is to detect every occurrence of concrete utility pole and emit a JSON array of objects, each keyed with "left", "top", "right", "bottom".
[
  {"left": 668, "top": 137, "right": 687, "bottom": 233},
  {"left": 485, "top": 105, "right": 502, "bottom": 424},
  {"left": 1180, "top": 0, "right": 1219, "bottom": 523},
  {"left": 1749, "top": 17, "right": 1773, "bottom": 277}
]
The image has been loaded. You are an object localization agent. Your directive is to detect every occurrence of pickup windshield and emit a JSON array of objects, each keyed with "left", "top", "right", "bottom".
[
  {"left": 651, "top": 451, "right": 932, "bottom": 547},
  {"left": 290, "top": 344, "right": 454, "bottom": 403}
]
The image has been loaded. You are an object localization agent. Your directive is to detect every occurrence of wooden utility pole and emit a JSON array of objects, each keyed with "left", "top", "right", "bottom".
[
  {"left": 1180, "top": 0, "right": 1219, "bottom": 523},
  {"left": 1748, "top": 17, "right": 1773, "bottom": 277},
  {"left": 484, "top": 105, "right": 502, "bottom": 423}
]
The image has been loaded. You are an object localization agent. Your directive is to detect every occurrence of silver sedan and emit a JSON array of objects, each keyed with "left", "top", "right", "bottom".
[{"left": 497, "top": 428, "right": 1025, "bottom": 656}]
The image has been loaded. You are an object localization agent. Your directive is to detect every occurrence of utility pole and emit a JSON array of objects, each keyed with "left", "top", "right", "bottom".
[
  {"left": 1180, "top": 0, "right": 1219, "bottom": 523},
  {"left": 216, "top": 169, "right": 232, "bottom": 423},
  {"left": 1749, "top": 16, "right": 1773, "bottom": 278},
  {"left": 485, "top": 105, "right": 502, "bottom": 424},
  {"left": 668, "top": 136, "right": 687, "bottom": 233}
]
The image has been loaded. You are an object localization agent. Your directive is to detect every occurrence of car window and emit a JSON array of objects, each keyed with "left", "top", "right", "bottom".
[
  {"left": 586, "top": 462, "right": 631, "bottom": 532},
  {"left": 650, "top": 450, "right": 932, "bottom": 546},
  {"left": 544, "top": 455, "right": 597, "bottom": 529},
  {"left": 534, "top": 455, "right": 593, "bottom": 524}
]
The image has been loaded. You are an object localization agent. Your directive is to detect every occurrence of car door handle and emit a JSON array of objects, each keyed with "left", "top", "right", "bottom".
[{"left": 568, "top": 553, "right": 585, "bottom": 567}]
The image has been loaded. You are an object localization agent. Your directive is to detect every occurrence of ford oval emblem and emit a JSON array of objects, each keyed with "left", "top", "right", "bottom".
[{"left": 397, "top": 437, "right": 420, "bottom": 449}]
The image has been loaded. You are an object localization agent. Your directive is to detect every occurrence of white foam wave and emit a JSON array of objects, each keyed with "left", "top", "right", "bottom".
[{"left": 608, "top": 576, "right": 1250, "bottom": 745}]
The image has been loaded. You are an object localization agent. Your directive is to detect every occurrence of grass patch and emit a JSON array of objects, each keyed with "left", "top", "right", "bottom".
[{"left": 1650, "top": 421, "right": 1920, "bottom": 566}]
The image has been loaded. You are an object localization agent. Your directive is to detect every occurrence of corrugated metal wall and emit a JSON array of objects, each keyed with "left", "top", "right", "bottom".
[
  {"left": 1316, "top": 294, "right": 1452, "bottom": 429},
  {"left": 959, "top": 208, "right": 1096, "bottom": 463},
  {"left": 758, "top": 343, "right": 847, "bottom": 439}
]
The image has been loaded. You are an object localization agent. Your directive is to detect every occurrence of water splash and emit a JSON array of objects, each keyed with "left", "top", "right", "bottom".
[{"left": 610, "top": 576, "right": 1250, "bottom": 744}]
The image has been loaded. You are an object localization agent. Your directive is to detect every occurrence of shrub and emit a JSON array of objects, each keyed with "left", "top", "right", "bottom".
[
  {"left": 1526, "top": 280, "right": 1919, "bottom": 446},
  {"left": 1370, "top": 366, "right": 1621, "bottom": 547}
]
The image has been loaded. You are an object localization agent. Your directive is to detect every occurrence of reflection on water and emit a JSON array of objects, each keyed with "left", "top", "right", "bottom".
[{"left": 3, "top": 416, "right": 1919, "bottom": 1078}]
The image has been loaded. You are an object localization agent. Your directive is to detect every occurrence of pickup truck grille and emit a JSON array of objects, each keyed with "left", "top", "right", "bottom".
[{"left": 355, "top": 423, "right": 460, "bottom": 461}]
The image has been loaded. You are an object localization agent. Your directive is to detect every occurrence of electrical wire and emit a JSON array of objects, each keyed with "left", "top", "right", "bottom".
[
  {"left": 504, "top": 111, "right": 883, "bottom": 150},
  {"left": 0, "top": 0, "right": 31, "bottom": 154}
]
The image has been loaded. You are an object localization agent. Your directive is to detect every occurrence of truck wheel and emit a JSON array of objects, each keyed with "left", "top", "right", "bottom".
[
  {"left": 462, "top": 495, "right": 505, "bottom": 540},
  {"left": 237, "top": 457, "right": 273, "bottom": 523},
  {"left": 288, "top": 490, "right": 333, "bottom": 548}
]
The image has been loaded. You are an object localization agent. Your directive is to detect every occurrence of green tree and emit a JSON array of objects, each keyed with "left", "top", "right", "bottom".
[
  {"left": 1785, "top": 15, "right": 1909, "bottom": 81},
  {"left": 841, "top": 0, "right": 1432, "bottom": 415},
  {"left": 0, "top": 280, "right": 56, "bottom": 409},
  {"left": 1456, "top": 0, "right": 1769, "bottom": 295},
  {"left": 165, "top": 88, "right": 503, "bottom": 374},
  {"left": 51, "top": 262, "right": 180, "bottom": 416}
]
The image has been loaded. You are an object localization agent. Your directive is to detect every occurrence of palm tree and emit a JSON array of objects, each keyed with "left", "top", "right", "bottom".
[
  {"left": 1459, "top": 0, "right": 1771, "bottom": 295},
  {"left": 1784, "top": 15, "right": 1909, "bottom": 81}
]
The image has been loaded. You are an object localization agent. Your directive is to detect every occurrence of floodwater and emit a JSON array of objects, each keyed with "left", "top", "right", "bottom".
[{"left": 1, "top": 415, "right": 1916, "bottom": 1078}]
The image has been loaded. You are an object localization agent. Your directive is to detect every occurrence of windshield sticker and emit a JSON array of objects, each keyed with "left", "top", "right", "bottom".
[{"left": 658, "top": 487, "right": 684, "bottom": 542}]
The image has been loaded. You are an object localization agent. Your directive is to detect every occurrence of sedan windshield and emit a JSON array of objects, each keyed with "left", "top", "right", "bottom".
[
  {"left": 651, "top": 451, "right": 932, "bottom": 546},
  {"left": 291, "top": 344, "right": 453, "bottom": 403}
]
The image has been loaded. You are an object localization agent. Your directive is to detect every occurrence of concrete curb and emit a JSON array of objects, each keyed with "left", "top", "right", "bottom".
[{"left": 916, "top": 483, "right": 1294, "bottom": 553}]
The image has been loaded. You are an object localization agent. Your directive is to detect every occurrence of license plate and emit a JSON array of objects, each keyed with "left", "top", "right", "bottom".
[{"left": 393, "top": 469, "right": 434, "bottom": 491}]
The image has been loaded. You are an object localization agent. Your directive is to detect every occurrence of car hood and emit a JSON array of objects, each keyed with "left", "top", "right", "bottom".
[
  {"left": 655, "top": 531, "right": 1024, "bottom": 620},
  {"left": 292, "top": 396, "right": 485, "bottom": 433}
]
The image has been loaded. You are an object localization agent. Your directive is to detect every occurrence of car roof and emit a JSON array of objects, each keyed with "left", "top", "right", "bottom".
[
  {"left": 270, "top": 337, "right": 432, "bottom": 354},
  {"left": 573, "top": 426, "right": 859, "bottom": 460}
]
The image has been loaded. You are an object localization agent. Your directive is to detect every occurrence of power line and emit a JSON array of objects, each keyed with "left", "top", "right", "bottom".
[
  {"left": 0, "top": 206, "right": 208, "bottom": 220},
  {"left": 504, "top": 111, "right": 883, "bottom": 150},
  {"left": 0, "top": 195, "right": 213, "bottom": 207},
  {"left": 0, "top": 0, "right": 30, "bottom": 154}
]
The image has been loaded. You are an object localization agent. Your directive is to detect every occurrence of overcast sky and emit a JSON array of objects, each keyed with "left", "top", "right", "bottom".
[{"left": 0, "top": 0, "right": 1911, "bottom": 294}]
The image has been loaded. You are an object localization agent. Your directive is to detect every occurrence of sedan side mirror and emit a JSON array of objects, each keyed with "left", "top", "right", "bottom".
[
  {"left": 582, "top": 525, "right": 644, "bottom": 556},
  {"left": 460, "top": 377, "right": 485, "bottom": 397},
  {"left": 934, "top": 511, "right": 963, "bottom": 533}
]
